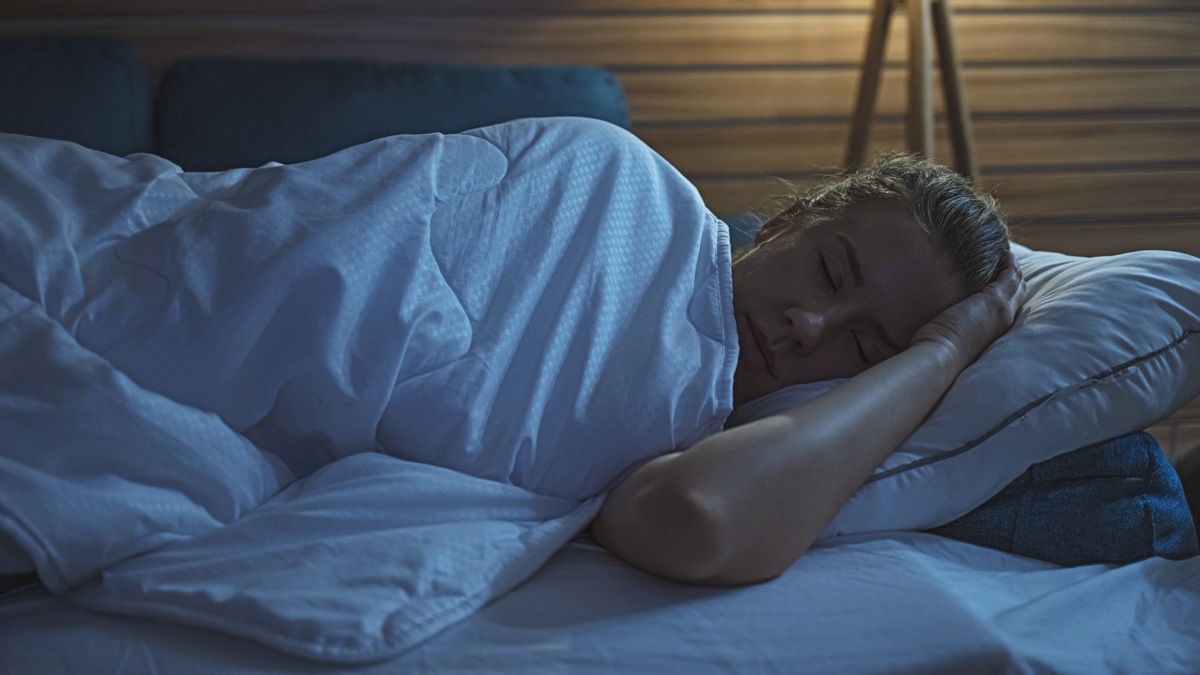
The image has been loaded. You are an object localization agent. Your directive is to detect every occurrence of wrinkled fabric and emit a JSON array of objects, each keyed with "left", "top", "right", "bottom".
[
  {"left": 0, "top": 118, "right": 737, "bottom": 661},
  {"left": 5, "top": 532, "right": 1200, "bottom": 674}
]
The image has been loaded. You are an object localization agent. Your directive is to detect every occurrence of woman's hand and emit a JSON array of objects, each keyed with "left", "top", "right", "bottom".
[{"left": 908, "top": 249, "right": 1028, "bottom": 371}]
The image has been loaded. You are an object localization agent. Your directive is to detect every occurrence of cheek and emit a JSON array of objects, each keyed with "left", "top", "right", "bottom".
[
  {"left": 872, "top": 253, "right": 924, "bottom": 292},
  {"left": 867, "top": 259, "right": 959, "bottom": 334}
]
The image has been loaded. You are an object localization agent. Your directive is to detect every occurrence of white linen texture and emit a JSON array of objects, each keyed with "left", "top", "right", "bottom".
[{"left": 0, "top": 118, "right": 737, "bottom": 661}]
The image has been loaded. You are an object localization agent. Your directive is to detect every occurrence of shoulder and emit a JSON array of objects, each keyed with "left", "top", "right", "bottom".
[{"left": 461, "top": 117, "right": 652, "bottom": 163}]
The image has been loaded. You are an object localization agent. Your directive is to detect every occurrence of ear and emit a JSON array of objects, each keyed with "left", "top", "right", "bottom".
[{"left": 753, "top": 199, "right": 806, "bottom": 246}]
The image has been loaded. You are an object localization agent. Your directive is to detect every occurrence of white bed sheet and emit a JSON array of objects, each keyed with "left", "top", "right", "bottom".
[{"left": 3, "top": 531, "right": 1197, "bottom": 674}]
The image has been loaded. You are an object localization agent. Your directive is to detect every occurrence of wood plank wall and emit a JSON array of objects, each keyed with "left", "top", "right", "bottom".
[{"left": 3, "top": 0, "right": 1198, "bottom": 458}]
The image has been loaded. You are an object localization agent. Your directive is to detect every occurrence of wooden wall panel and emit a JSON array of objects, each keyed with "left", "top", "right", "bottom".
[
  {"left": 990, "top": 171, "right": 1200, "bottom": 220},
  {"left": 1011, "top": 220, "right": 1200, "bottom": 257},
  {"left": 641, "top": 117, "right": 1200, "bottom": 174},
  {"left": 2, "top": 0, "right": 1195, "bottom": 17},
  {"left": 3, "top": 14, "right": 1200, "bottom": 74},
  {"left": 1150, "top": 397, "right": 1200, "bottom": 460},
  {"left": 691, "top": 173, "right": 1200, "bottom": 236},
  {"left": 1176, "top": 420, "right": 1200, "bottom": 459},
  {"left": 624, "top": 67, "right": 1200, "bottom": 122}
]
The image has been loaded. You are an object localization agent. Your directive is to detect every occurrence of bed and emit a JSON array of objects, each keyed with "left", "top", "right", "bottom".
[
  {"left": 1, "top": 36, "right": 1199, "bottom": 674},
  {"left": 4, "top": 530, "right": 1198, "bottom": 674}
]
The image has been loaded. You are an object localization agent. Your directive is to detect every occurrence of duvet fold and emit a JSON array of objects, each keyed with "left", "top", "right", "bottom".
[{"left": 0, "top": 118, "right": 738, "bottom": 661}]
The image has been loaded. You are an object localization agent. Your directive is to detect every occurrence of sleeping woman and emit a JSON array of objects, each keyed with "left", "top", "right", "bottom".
[
  {"left": 592, "top": 154, "right": 1026, "bottom": 586},
  {"left": 0, "top": 117, "right": 1023, "bottom": 592}
]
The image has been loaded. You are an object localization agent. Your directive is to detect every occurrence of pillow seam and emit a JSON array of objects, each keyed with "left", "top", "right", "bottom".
[{"left": 865, "top": 326, "right": 1200, "bottom": 484}]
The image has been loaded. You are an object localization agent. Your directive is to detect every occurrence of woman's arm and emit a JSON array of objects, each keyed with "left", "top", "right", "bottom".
[{"left": 590, "top": 254, "right": 1027, "bottom": 586}]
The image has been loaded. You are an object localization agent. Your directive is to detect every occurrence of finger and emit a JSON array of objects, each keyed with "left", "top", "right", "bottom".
[
  {"left": 988, "top": 259, "right": 1023, "bottom": 297},
  {"left": 997, "top": 249, "right": 1024, "bottom": 279},
  {"left": 1016, "top": 277, "right": 1031, "bottom": 309}
]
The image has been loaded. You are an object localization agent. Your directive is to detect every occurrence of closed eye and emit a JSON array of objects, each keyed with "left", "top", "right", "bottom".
[{"left": 819, "top": 254, "right": 836, "bottom": 291}]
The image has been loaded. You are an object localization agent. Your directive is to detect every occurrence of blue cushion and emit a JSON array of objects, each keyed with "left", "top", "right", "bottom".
[
  {"left": 0, "top": 36, "right": 151, "bottom": 156},
  {"left": 928, "top": 432, "right": 1199, "bottom": 566},
  {"left": 156, "top": 59, "right": 630, "bottom": 171},
  {"left": 723, "top": 212, "right": 764, "bottom": 256}
]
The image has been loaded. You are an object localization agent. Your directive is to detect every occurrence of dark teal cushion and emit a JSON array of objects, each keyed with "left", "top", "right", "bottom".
[
  {"left": 928, "top": 432, "right": 1199, "bottom": 566},
  {"left": 723, "top": 212, "right": 765, "bottom": 256},
  {"left": 0, "top": 36, "right": 151, "bottom": 156},
  {"left": 156, "top": 59, "right": 630, "bottom": 171}
]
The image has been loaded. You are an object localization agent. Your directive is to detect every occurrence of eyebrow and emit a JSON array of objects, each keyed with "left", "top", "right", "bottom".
[{"left": 836, "top": 232, "right": 902, "bottom": 355}]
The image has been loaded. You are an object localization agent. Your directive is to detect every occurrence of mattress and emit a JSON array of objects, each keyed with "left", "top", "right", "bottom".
[{"left": 3, "top": 530, "right": 1198, "bottom": 674}]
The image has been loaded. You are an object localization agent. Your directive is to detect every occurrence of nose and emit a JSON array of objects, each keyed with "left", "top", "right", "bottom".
[{"left": 782, "top": 304, "right": 852, "bottom": 353}]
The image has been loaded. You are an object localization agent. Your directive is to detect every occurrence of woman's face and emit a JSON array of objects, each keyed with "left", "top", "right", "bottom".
[{"left": 730, "top": 200, "right": 964, "bottom": 406}]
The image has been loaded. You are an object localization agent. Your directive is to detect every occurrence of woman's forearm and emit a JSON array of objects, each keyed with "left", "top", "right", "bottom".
[{"left": 590, "top": 341, "right": 962, "bottom": 586}]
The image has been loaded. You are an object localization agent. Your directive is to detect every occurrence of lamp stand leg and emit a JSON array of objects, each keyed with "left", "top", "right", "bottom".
[
  {"left": 846, "top": 0, "right": 895, "bottom": 170},
  {"left": 906, "top": 0, "right": 935, "bottom": 159},
  {"left": 932, "top": 0, "right": 979, "bottom": 183},
  {"left": 846, "top": 0, "right": 977, "bottom": 181}
]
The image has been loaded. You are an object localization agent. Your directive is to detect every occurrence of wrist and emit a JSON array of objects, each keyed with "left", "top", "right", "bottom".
[{"left": 900, "top": 340, "right": 965, "bottom": 383}]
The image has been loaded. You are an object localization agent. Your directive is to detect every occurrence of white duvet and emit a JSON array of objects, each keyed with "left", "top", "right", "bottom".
[{"left": 0, "top": 118, "right": 737, "bottom": 661}]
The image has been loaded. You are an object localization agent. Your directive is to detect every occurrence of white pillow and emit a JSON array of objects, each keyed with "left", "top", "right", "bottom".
[{"left": 725, "top": 243, "right": 1200, "bottom": 538}]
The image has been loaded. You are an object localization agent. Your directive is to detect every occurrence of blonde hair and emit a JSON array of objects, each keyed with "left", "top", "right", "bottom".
[{"left": 736, "top": 154, "right": 1010, "bottom": 295}]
